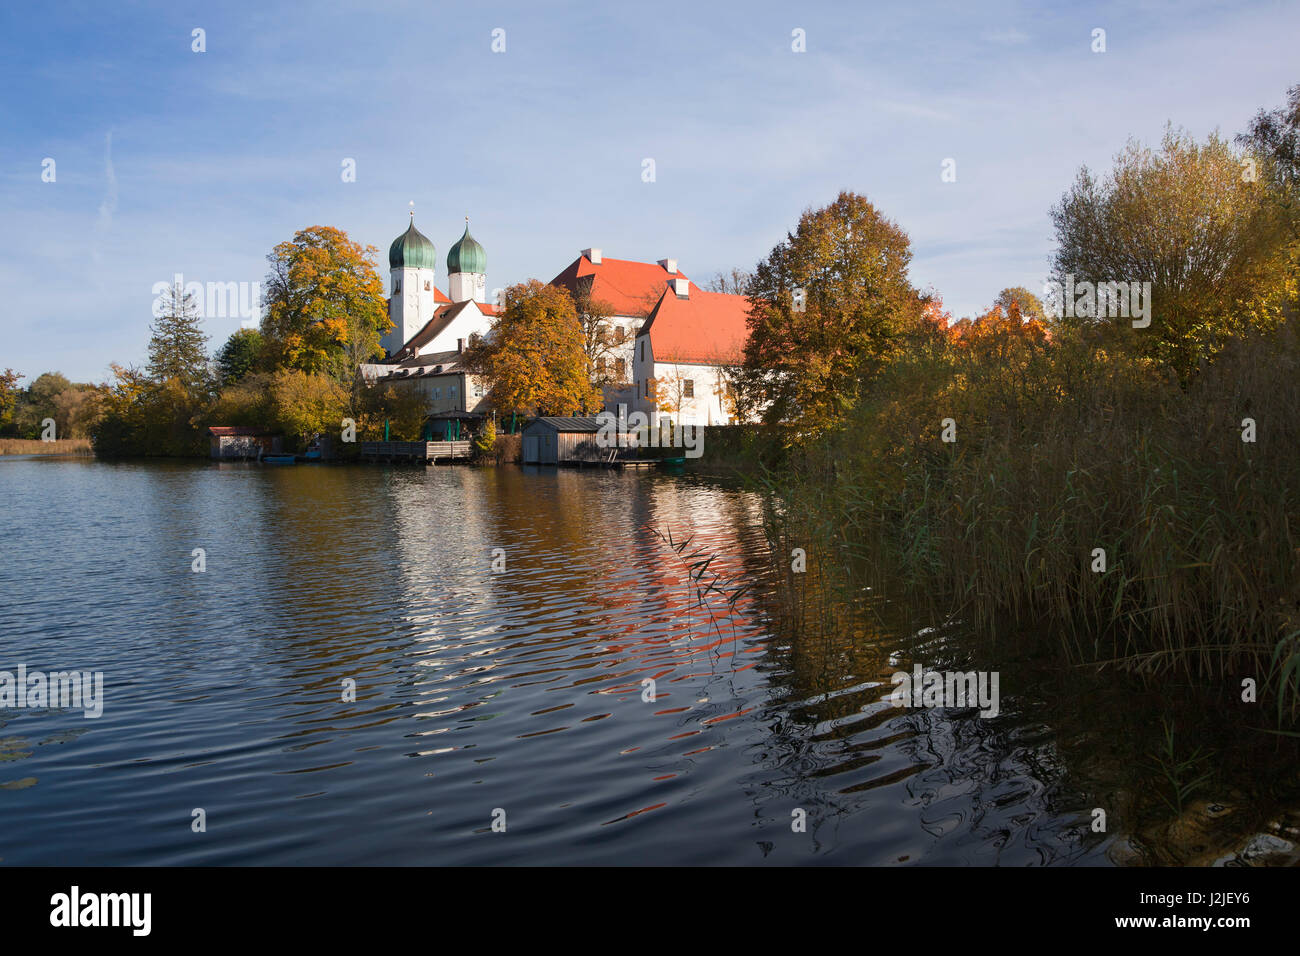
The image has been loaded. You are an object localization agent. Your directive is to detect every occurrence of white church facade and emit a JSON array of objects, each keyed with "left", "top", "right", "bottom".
[
  {"left": 359, "top": 215, "right": 497, "bottom": 430},
  {"left": 362, "top": 214, "right": 752, "bottom": 430}
]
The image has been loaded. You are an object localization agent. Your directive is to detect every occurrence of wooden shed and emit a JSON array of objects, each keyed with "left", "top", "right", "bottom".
[
  {"left": 208, "top": 426, "right": 283, "bottom": 460},
  {"left": 521, "top": 416, "right": 632, "bottom": 465}
]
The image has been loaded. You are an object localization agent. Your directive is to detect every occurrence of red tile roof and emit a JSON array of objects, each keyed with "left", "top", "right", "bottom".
[
  {"left": 392, "top": 300, "right": 493, "bottom": 360},
  {"left": 641, "top": 287, "right": 750, "bottom": 365},
  {"left": 434, "top": 287, "right": 451, "bottom": 303},
  {"left": 550, "top": 254, "right": 698, "bottom": 317}
]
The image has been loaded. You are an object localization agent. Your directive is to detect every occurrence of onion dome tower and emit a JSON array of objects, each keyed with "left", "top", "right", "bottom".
[
  {"left": 446, "top": 218, "right": 487, "bottom": 304},
  {"left": 383, "top": 207, "right": 439, "bottom": 356}
]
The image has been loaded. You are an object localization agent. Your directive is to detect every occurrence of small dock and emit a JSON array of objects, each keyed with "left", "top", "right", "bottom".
[
  {"left": 359, "top": 440, "right": 472, "bottom": 464},
  {"left": 563, "top": 450, "right": 666, "bottom": 470}
]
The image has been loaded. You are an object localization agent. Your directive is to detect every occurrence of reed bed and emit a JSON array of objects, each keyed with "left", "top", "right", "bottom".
[
  {"left": 770, "top": 321, "right": 1300, "bottom": 721},
  {"left": 0, "top": 437, "right": 93, "bottom": 456}
]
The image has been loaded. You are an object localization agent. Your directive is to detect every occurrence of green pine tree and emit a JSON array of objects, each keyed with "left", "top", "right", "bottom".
[{"left": 148, "top": 284, "right": 210, "bottom": 392}]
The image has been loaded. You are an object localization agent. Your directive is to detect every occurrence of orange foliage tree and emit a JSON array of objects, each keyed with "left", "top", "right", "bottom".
[
  {"left": 462, "top": 280, "right": 601, "bottom": 417},
  {"left": 261, "top": 226, "right": 390, "bottom": 379}
]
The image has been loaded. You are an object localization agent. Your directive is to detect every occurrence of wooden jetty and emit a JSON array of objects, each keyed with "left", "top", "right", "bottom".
[{"left": 358, "top": 440, "right": 472, "bottom": 464}]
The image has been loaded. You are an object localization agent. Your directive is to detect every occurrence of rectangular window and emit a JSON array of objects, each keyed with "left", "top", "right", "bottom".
[
  {"left": 683, "top": 379, "right": 694, "bottom": 398},
  {"left": 640, "top": 340, "right": 645, "bottom": 362},
  {"left": 615, "top": 358, "right": 625, "bottom": 378},
  {"left": 424, "top": 281, "right": 431, "bottom": 291},
  {"left": 434, "top": 387, "right": 441, "bottom": 399},
  {"left": 450, "top": 384, "right": 457, "bottom": 398}
]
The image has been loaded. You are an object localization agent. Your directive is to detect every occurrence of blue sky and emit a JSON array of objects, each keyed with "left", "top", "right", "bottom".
[{"left": 2, "top": 0, "right": 1297, "bottom": 383}]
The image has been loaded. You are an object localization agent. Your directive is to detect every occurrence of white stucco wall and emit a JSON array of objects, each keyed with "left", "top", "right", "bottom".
[
  {"left": 383, "top": 266, "right": 437, "bottom": 355},
  {"left": 631, "top": 333, "right": 737, "bottom": 425},
  {"left": 448, "top": 271, "right": 487, "bottom": 304}
]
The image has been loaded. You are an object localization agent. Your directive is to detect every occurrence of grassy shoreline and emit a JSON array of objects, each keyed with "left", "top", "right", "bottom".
[{"left": 0, "top": 438, "right": 93, "bottom": 456}]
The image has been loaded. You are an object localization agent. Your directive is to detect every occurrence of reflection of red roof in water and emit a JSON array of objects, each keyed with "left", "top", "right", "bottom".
[
  {"left": 550, "top": 253, "right": 699, "bottom": 317},
  {"left": 641, "top": 287, "right": 751, "bottom": 365}
]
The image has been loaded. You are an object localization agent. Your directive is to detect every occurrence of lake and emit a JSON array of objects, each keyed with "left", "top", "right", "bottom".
[{"left": 0, "top": 457, "right": 1118, "bottom": 865}]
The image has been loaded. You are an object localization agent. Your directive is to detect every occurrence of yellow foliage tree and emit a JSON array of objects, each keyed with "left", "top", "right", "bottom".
[
  {"left": 262, "top": 226, "right": 390, "bottom": 379},
  {"left": 462, "top": 280, "right": 601, "bottom": 416}
]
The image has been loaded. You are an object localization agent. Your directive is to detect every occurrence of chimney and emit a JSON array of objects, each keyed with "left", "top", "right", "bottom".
[
  {"left": 673, "top": 277, "right": 689, "bottom": 299},
  {"left": 582, "top": 247, "right": 602, "bottom": 265},
  {"left": 658, "top": 258, "right": 677, "bottom": 274},
  {"left": 457, "top": 337, "right": 464, "bottom": 353}
]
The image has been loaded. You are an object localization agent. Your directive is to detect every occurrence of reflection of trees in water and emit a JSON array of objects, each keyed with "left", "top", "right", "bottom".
[
  {"left": 746, "top": 533, "right": 1112, "bottom": 864},
  {"left": 753, "top": 511, "right": 1300, "bottom": 862}
]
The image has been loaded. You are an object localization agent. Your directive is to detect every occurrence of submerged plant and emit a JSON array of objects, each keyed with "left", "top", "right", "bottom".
[{"left": 1143, "top": 718, "right": 1216, "bottom": 816}]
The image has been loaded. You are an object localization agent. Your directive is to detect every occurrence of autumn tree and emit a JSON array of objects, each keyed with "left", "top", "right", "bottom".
[
  {"left": 267, "top": 369, "right": 349, "bottom": 442},
  {"left": 571, "top": 280, "right": 624, "bottom": 385},
  {"left": 707, "top": 268, "right": 753, "bottom": 295},
  {"left": 50, "top": 383, "right": 102, "bottom": 438},
  {"left": 993, "top": 287, "right": 1047, "bottom": 326},
  {"left": 1051, "top": 127, "right": 1291, "bottom": 381},
  {"left": 737, "top": 191, "right": 921, "bottom": 436},
  {"left": 462, "top": 280, "right": 600, "bottom": 416},
  {"left": 0, "top": 369, "right": 20, "bottom": 433},
  {"left": 0, "top": 371, "right": 102, "bottom": 439},
  {"left": 349, "top": 379, "right": 429, "bottom": 441},
  {"left": 94, "top": 364, "right": 205, "bottom": 457},
  {"left": 261, "top": 226, "right": 390, "bottom": 380},
  {"left": 12, "top": 371, "right": 70, "bottom": 435},
  {"left": 1238, "top": 83, "right": 1300, "bottom": 305},
  {"left": 206, "top": 372, "right": 275, "bottom": 428}
]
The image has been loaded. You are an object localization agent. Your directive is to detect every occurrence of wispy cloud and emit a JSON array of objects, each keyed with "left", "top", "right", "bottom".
[
  {"left": 1, "top": 0, "right": 1297, "bottom": 382},
  {"left": 97, "top": 130, "right": 117, "bottom": 232}
]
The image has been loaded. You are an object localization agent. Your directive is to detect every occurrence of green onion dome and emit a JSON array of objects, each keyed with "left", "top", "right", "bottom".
[
  {"left": 389, "top": 219, "right": 437, "bottom": 270},
  {"left": 447, "top": 222, "right": 486, "bottom": 275}
]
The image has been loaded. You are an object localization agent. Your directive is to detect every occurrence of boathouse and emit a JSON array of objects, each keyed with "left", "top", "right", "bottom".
[
  {"left": 208, "top": 426, "right": 283, "bottom": 460},
  {"left": 521, "top": 416, "right": 638, "bottom": 466}
]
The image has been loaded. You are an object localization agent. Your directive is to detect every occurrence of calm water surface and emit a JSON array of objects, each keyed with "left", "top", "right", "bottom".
[{"left": 0, "top": 458, "right": 1112, "bottom": 865}]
